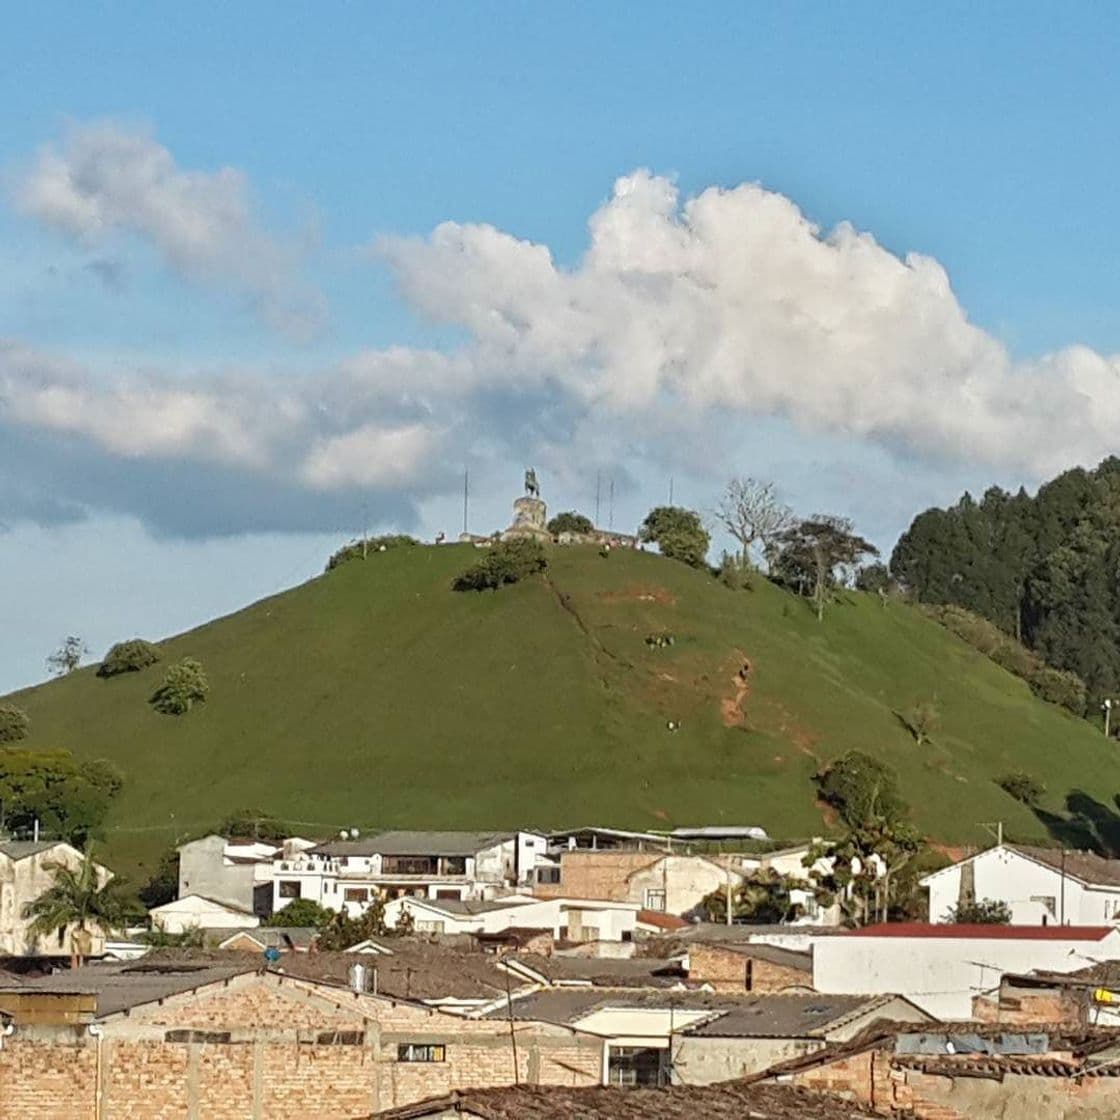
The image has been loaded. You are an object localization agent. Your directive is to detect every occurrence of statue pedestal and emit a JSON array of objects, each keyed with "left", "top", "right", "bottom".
[{"left": 502, "top": 496, "right": 550, "bottom": 541}]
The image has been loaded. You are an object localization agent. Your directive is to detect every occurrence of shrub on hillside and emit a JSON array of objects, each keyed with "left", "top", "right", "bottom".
[
  {"left": 815, "top": 751, "right": 906, "bottom": 828},
  {"left": 718, "top": 552, "right": 752, "bottom": 591},
  {"left": 98, "top": 638, "right": 161, "bottom": 678},
  {"left": 638, "top": 506, "right": 710, "bottom": 568},
  {"left": 151, "top": 658, "right": 209, "bottom": 715},
  {"left": 0, "top": 703, "right": 30, "bottom": 743},
  {"left": 453, "top": 538, "right": 548, "bottom": 592},
  {"left": 326, "top": 535, "right": 419, "bottom": 571},
  {"left": 547, "top": 511, "right": 594, "bottom": 536},
  {"left": 997, "top": 771, "right": 1046, "bottom": 806},
  {"left": 1027, "top": 666, "right": 1087, "bottom": 715}
]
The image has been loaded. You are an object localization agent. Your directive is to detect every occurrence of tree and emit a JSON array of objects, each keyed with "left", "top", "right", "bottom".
[
  {"left": 23, "top": 851, "right": 140, "bottom": 967},
  {"left": 218, "top": 808, "right": 290, "bottom": 843},
  {"left": 855, "top": 562, "right": 892, "bottom": 595},
  {"left": 138, "top": 847, "right": 179, "bottom": 909},
  {"left": 98, "top": 639, "right": 161, "bottom": 678},
  {"left": 265, "top": 898, "right": 333, "bottom": 928},
  {"left": 638, "top": 506, "right": 710, "bottom": 568},
  {"left": 453, "top": 538, "right": 548, "bottom": 591},
  {"left": 326, "top": 535, "right": 419, "bottom": 571},
  {"left": 317, "top": 896, "right": 390, "bottom": 950},
  {"left": 773, "top": 516, "right": 879, "bottom": 621},
  {"left": 816, "top": 751, "right": 906, "bottom": 829},
  {"left": 998, "top": 771, "right": 1046, "bottom": 806},
  {"left": 715, "top": 477, "right": 793, "bottom": 569},
  {"left": 0, "top": 748, "right": 123, "bottom": 845},
  {"left": 47, "top": 636, "right": 88, "bottom": 677},
  {"left": 0, "top": 703, "right": 30, "bottom": 743},
  {"left": 548, "top": 511, "right": 595, "bottom": 536},
  {"left": 700, "top": 868, "right": 808, "bottom": 924},
  {"left": 946, "top": 898, "right": 1011, "bottom": 924},
  {"left": 151, "top": 658, "right": 209, "bottom": 715}
]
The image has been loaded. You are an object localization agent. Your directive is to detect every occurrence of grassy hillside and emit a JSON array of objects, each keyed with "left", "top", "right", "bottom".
[{"left": 9, "top": 543, "right": 1120, "bottom": 879}]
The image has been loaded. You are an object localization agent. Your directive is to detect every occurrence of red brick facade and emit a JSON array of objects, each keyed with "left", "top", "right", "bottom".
[{"left": 687, "top": 943, "right": 812, "bottom": 993}]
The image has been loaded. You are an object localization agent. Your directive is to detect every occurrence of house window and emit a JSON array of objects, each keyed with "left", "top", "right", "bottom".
[
  {"left": 398, "top": 1043, "right": 446, "bottom": 1062},
  {"left": 1030, "top": 895, "right": 1057, "bottom": 918},
  {"left": 415, "top": 920, "right": 445, "bottom": 934},
  {"left": 644, "top": 889, "right": 667, "bottom": 912},
  {"left": 344, "top": 888, "right": 369, "bottom": 904},
  {"left": 536, "top": 866, "right": 560, "bottom": 885},
  {"left": 279, "top": 880, "right": 301, "bottom": 899},
  {"left": 608, "top": 1046, "right": 668, "bottom": 1087}
]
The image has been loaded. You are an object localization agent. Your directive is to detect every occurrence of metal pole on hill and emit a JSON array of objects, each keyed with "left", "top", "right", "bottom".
[
  {"left": 609, "top": 478, "right": 614, "bottom": 529},
  {"left": 596, "top": 470, "right": 602, "bottom": 526},
  {"left": 462, "top": 469, "right": 469, "bottom": 535}
]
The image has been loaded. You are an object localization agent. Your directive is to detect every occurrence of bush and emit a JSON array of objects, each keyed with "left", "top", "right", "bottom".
[
  {"left": 0, "top": 703, "right": 30, "bottom": 743},
  {"left": 326, "top": 535, "right": 419, "bottom": 571},
  {"left": 998, "top": 771, "right": 1046, "bottom": 806},
  {"left": 856, "top": 562, "right": 892, "bottom": 594},
  {"left": 548, "top": 511, "right": 595, "bottom": 536},
  {"left": 1027, "top": 666, "right": 1087, "bottom": 715},
  {"left": 946, "top": 898, "right": 1011, "bottom": 924},
  {"left": 265, "top": 898, "right": 333, "bottom": 928},
  {"left": 816, "top": 751, "right": 906, "bottom": 828},
  {"left": 98, "top": 638, "right": 161, "bottom": 678},
  {"left": 453, "top": 538, "right": 548, "bottom": 592},
  {"left": 151, "top": 658, "right": 209, "bottom": 715},
  {"left": 639, "top": 506, "right": 710, "bottom": 568},
  {"left": 718, "top": 552, "right": 752, "bottom": 591}
]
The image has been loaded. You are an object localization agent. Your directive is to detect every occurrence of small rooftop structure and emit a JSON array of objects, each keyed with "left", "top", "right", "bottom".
[
  {"left": 311, "top": 830, "right": 515, "bottom": 858},
  {"left": 668, "top": 827, "right": 769, "bottom": 842}
]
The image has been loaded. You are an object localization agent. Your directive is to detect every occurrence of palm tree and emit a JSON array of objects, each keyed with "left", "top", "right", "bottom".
[{"left": 23, "top": 851, "right": 139, "bottom": 968}]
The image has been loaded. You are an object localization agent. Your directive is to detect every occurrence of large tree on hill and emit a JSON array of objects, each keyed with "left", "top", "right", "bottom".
[
  {"left": 639, "top": 506, "right": 710, "bottom": 568},
  {"left": 774, "top": 516, "right": 878, "bottom": 621},
  {"left": 714, "top": 477, "right": 793, "bottom": 570}
]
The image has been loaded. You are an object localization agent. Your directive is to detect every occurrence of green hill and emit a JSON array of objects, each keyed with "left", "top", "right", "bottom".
[{"left": 8, "top": 543, "right": 1120, "bottom": 878}]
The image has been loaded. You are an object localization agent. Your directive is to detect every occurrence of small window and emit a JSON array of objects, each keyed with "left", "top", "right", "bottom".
[
  {"left": 644, "top": 889, "right": 666, "bottom": 912},
  {"left": 344, "top": 888, "right": 369, "bottom": 904},
  {"left": 398, "top": 1043, "right": 446, "bottom": 1063},
  {"left": 536, "top": 866, "right": 561, "bottom": 885},
  {"left": 315, "top": 1030, "right": 365, "bottom": 1046},
  {"left": 279, "top": 880, "right": 301, "bottom": 899},
  {"left": 165, "top": 1030, "right": 232, "bottom": 1044},
  {"left": 415, "top": 920, "right": 445, "bottom": 934}
]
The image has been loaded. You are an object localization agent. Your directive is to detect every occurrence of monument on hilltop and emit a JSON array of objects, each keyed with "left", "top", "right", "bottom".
[{"left": 502, "top": 468, "right": 551, "bottom": 542}]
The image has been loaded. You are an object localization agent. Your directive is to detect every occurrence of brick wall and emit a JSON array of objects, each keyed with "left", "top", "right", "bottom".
[
  {"left": 972, "top": 987, "right": 1082, "bottom": 1026},
  {"left": 687, "top": 944, "right": 811, "bottom": 993},
  {"left": 0, "top": 973, "right": 601, "bottom": 1118},
  {"left": 550, "top": 851, "right": 659, "bottom": 902}
]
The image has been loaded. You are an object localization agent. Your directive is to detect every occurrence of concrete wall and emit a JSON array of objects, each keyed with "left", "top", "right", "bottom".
[
  {"left": 152, "top": 896, "right": 259, "bottom": 934},
  {"left": 0, "top": 845, "right": 110, "bottom": 957},
  {"left": 814, "top": 930, "right": 1120, "bottom": 1019},
  {"left": 675, "top": 1036, "right": 821, "bottom": 1084},
  {"left": 178, "top": 836, "right": 257, "bottom": 913}
]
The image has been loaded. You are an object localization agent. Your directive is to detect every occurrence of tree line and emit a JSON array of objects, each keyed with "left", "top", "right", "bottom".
[{"left": 891, "top": 457, "right": 1120, "bottom": 711}]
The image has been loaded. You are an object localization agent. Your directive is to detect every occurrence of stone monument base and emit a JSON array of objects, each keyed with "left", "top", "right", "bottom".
[{"left": 502, "top": 495, "right": 551, "bottom": 542}]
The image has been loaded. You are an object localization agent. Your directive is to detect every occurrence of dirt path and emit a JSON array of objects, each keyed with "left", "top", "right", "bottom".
[{"left": 720, "top": 651, "right": 753, "bottom": 727}]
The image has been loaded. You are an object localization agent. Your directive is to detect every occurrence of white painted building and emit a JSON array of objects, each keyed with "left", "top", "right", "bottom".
[
  {"left": 813, "top": 922, "right": 1120, "bottom": 1018},
  {"left": 271, "top": 830, "right": 545, "bottom": 916},
  {"left": 149, "top": 893, "right": 261, "bottom": 934},
  {"left": 921, "top": 843, "right": 1120, "bottom": 926},
  {"left": 383, "top": 893, "right": 641, "bottom": 941},
  {"left": 178, "top": 834, "right": 315, "bottom": 915}
]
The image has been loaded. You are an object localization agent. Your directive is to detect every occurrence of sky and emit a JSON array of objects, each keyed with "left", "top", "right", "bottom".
[{"left": 3, "top": 3, "right": 1120, "bottom": 692}]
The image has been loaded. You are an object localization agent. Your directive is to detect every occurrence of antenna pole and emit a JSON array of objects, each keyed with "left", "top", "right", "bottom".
[
  {"left": 595, "top": 471, "right": 602, "bottom": 527},
  {"left": 462, "top": 470, "right": 469, "bottom": 535},
  {"left": 669, "top": 477, "right": 674, "bottom": 506}
]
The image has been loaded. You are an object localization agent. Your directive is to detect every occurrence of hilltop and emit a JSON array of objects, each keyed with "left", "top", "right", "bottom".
[{"left": 8, "top": 544, "right": 1120, "bottom": 878}]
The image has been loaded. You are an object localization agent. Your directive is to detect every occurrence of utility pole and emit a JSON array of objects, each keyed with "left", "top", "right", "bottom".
[
  {"left": 1104, "top": 699, "right": 1113, "bottom": 738},
  {"left": 668, "top": 477, "right": 674, "bottom": 506},
  {"left": 595, "top": 471, "right": 602, "bottom": 527},
  {"left": 462, "top": 470, "right": 469, "bottom": 536},
  {"left": 609, "top": 478, "right": 615, "bottom": 529}
]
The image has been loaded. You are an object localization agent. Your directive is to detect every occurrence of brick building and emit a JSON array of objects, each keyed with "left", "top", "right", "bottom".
[{"left": 685, "top": 941, "right": 813, "bottom": 993}]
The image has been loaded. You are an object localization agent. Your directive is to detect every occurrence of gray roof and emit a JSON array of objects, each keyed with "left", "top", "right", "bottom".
[
  {"left": 0, "top": 961, "right": 256, "bottom": 1019},
  {"left": 508, "top": 955, "right": 686, "bottom": 988},
  {"left": 415, "top": 896, "right": 535, "bottom": 916},
  {"left": 312, "top": 830, "right": 513, "bottom": 858},
  {"left": 483, "top": 988, "right": 747, "bottom": 1024},
  {"left": 0, "top": 841, "right": 65, "bottom": 861},
  {"left": 670, "top": 923, "right": 841, "bottom": 942},
  {"left": 682, "top": 994, "right": 878, "bottom": 1038}
]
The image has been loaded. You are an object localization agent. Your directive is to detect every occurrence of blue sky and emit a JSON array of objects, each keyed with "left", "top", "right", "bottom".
[{"left": 3, "top": 3, "right": 1120, "bottom": 691}]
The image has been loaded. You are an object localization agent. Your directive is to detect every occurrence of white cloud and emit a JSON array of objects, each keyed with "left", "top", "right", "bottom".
[
  {"left": 301, "top": 422, "right": 437, "bottom": 489},
  {"left": 14, "top": 121, "right": 325, "bottom": 338},
  {"left": 381, "top": 170, "right": 1120, "bottom": 476}
]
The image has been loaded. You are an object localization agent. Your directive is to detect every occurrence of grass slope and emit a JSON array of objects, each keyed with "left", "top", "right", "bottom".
[{"left": 9, "top": 544, "right": 1120, "bottom": 878}]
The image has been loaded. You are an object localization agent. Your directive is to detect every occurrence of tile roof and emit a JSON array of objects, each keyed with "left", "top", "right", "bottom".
[
  {"left": 1011, "top": 844, "right": 1120, "bottom": 888},
  {"left": 482, "top": 987, "right": 751, "bottom": 1024},
  {"left": 847, "top": 923, "right": 1117, "bottom": 940},
  {"left": 372, "top": 1082, "right": 883, "bottom": 1118},
  {"left": 506, "top": 954, "right": 686, "bottom": 988},
  {"left": 636, "top": 909, "right": 689, "bottom": 930}
]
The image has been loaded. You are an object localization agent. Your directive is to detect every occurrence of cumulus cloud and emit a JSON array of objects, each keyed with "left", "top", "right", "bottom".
[
  {"left": 381, "top": 170, "right": 1120, "bottom": 476},
  {"left": 14, "top": 121, "right": 325, "bottom": 338},
  {"left": 4, "top": 168, "right": 1120, "bottom": 538}
]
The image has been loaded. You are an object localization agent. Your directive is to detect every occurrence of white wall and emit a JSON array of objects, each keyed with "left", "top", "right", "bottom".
[
  {"left": 152, "top": 895, "right": 259, "bottom": 934},
  {"left": 814, "top": 930, "right": 1120, "bottom": 1018},
  {"left": 923, "top": 846, "right": 1120, "bottom": 925}
]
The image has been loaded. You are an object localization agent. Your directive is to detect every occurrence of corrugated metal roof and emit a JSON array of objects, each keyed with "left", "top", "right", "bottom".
[
  {"left": 312, "top": 830, "right": 513, "bottom": 857},
  {"left": 683, "top": 995, "right": 882, "bottom": 1038}
]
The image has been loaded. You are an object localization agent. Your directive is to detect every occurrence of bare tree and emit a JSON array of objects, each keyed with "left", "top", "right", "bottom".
[
  {"left": 47, "top": 636, "right": 88, "bottom": 677},
  {"left": 715, "top": 477, "right": 794, "bottom": 569}
]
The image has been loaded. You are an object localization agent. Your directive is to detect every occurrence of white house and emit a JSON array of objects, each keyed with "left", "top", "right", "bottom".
[
  {"left": 0, "top": 840, "right": 114, "bottom": 957},
  {"left": 383, "top": 893, "right": 642, "bottom": 942},
  {"left": 149, "top": 894, "right": 260, "bottom": 934},
  {"left": 921, "top": 843, "right": 1120, "bottom": 926},
  {"left": 813, "top": 922, "right": 1120, "bottom": 1018},
  {"left": 178, "top": 834, "right": 315, "bottom": 915},
  {"left": 271, "top": 830, "right": 545, "bottom": 916}
]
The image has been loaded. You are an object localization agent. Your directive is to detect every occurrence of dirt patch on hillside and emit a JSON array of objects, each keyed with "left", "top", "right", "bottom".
[
  {"left": 597, "top": 584, "right": 676, "bottom": 606},
  {"left": 720, "top": 651, "right": 754, "bottom": 728}
]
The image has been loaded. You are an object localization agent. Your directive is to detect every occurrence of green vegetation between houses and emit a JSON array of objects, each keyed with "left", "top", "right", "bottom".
[{"left": 6, "top": 543, "right": 1120, "bottom": 882}]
